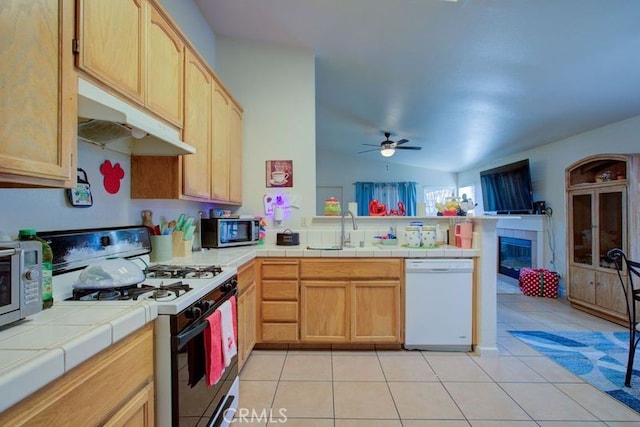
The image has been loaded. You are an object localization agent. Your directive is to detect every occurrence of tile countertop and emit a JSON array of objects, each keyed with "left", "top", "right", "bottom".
[
  {"left": 0, "top": 244, "right": 479, "bottom": 413},
  {"left": 0, "top": 300, "right": 157, "bottom": 413},
  {"left": 168, "top": 244, "right": 480, "bottom": 267}
]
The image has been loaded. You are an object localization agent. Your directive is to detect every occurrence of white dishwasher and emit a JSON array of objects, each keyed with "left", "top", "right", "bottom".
[{"left": 404, "top": 258, "right": 474, "bottom": 351}]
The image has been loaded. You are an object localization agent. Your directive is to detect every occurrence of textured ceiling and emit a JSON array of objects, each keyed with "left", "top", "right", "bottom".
[{"left": 196, "top": 0, "right": 640, "bottom": 172}]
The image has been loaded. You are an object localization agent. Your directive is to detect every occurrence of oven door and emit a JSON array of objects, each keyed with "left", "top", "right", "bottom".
[
  {"left": 0, "top": 248, "right": 20, "bottom": 318},
  {"left": 172, "top": 292, "right": 239, "bottom": 426}
]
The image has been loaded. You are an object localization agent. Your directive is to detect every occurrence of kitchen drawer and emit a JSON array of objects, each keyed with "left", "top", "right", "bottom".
[
  {"left": 262, "top": 301, "right": 298, "bottom": 322},
  {"left": 261, "top": 323, "right": 298, "bottom": 342},
  {"left": 300, "top": 258, "right": 402, "bottom": 280},
  {"left": 237, "top": 260, "right": 255, "bottom": 295},
  {"left": 261, "top": 280, "right": 298, "bottom": 301},
  {"left": 260, "top": 259, "right": 299, "bottom": 280}
]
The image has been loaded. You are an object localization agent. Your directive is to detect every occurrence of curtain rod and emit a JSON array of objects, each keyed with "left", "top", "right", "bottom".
[{"left": 352, "top": 181, "right": 418, "bottom": 185}]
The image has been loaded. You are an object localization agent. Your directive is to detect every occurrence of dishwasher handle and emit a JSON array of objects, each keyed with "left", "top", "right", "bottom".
[{"left": 406, "top": 267, "right": 473, "bottom": 273}]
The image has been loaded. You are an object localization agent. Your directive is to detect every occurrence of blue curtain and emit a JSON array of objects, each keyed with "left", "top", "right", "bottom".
[
  {"left": 355, "top": 182, "right": 417, "bottom": 216},
  {"left": 355, "top": 182, "right": 375, "bottom": 216},
  {"left": 398, "top": 182, "right": 417, "bottom": 216}
]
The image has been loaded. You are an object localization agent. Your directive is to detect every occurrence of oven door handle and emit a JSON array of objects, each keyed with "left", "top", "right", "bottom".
[
  {"left": 0, "top": 249, "right": 17, "bottom": 257},
  {"left": 175, "top": 288, "right": 238, "bottom": 350}
]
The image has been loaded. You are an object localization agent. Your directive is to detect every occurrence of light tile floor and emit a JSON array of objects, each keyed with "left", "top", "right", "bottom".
[{"left": 236, "top": 281, "right": 640, "bottom": 426}]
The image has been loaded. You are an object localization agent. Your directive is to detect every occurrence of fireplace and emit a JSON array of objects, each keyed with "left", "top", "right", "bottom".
[{"left": 499, "top": 236, "right": 532, "bottom": 279}]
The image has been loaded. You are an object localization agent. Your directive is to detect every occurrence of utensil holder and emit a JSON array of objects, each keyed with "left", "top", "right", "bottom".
[
  {"left": 172, "top": 231, "right": 193, "bottom": 257},
  {"left": 150, "top": 235, "right": 172, "bottom": 262}
]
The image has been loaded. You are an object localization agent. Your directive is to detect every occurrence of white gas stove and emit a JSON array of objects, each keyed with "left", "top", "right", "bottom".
[
  {"left": 44, "top": 226, "right": 240, "bottom": 426},
  {"left": 53, "top": 257, "right": 237, "bottom": 315}
]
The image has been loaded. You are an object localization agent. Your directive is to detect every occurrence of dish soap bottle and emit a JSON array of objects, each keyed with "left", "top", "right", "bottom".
[{"left": 18, "top": 229, "right": 54, "bottom": 309}]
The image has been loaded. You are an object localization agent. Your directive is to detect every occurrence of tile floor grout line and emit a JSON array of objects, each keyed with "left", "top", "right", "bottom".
[
  {"left": 376, "top": 349, "right": 404, "bottom": 423},
  {"left": 239, "top": 292, "right": 638, "bottom": 424}
]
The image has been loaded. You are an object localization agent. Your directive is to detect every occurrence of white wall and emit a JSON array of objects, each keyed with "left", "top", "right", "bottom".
[
  {"left": 458, "top": 114, "right": 640, "bottom": 283},
  {"left": 317, "top": 149, "right": 457, "bottom": 215},
  {"left": 214, "top": 37, "right": 316, "bottom": 229},
  {"left": 158, "top": 0, "right": 216, "bottom": 68},
  {"left": 0, "top": 142, "right": 212, "bottom": 238}
]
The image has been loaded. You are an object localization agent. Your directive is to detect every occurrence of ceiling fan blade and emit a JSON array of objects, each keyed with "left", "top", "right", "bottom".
[
  {"left": 395, "top": 139, "right": 409, "bottom": 146},
  {"left": 396, "top": 146, "right": 422, "bottom": 150},
  {"left": 361, "top": 143, "right": 383, "bottom": 147},
  {"left": 357, "top": 148, "right": 380, "bottom": 154}
]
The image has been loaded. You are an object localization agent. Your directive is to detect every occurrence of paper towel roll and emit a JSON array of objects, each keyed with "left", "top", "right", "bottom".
[
  {"left": 274, "top": 206, "right": 284, "bottom": 221},
  {"left": 348, "top": 202, "right": 358, "bottom": 215}
]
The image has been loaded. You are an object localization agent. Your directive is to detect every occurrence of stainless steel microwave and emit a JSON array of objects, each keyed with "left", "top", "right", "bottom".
[
  {"left": 0, "top": 240, "right": 42, "bottom": 327},
  {"left": 200, "top": 218, "right": 260, "bottom": 248}
]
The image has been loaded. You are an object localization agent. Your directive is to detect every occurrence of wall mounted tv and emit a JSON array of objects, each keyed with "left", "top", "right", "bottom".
[{"left": 480, "top": 159, "right": 534, "bottom": 214}]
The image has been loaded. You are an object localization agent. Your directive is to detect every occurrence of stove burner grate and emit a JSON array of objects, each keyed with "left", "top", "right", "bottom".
[
  {"left": 146, "top": 264, "right": 223, "bottom": 280},
  {"left": 68, "top": 281, "right": 192, "bottom": 302}
]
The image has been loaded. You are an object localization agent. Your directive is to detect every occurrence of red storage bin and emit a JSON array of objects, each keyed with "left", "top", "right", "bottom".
[{"left": 519, "top": 268, "right": 559, "bottom": 298}]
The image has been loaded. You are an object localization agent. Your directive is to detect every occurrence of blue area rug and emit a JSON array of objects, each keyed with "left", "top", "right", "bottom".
[{"left": 510, "top": 330, "right": 640, "bottom": 413}]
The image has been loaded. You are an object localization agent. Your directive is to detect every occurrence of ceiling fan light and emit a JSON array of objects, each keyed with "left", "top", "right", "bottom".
[{"left": 381, "top": 147, "right": 395, "bottom": 157}]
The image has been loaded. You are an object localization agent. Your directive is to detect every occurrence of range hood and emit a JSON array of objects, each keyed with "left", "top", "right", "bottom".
[{"left": 77, "top": 77, "right": 195, "bottom": 156}]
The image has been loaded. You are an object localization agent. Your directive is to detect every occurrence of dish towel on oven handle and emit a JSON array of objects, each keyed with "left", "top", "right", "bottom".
[
  {"left": 219, "top": 296, "right": 238, "bottom": 367},
  {"left": 204, "top": 310, "right": 224, "bottom": 387}
]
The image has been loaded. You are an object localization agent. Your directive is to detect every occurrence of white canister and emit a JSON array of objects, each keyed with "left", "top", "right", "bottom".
[
  {"left": 404, "top": 226, "right": 421, "bottom": 248},
  {"left": 421, "top": 226, "right": 437, "bottom": 248},
  {"left": 436, "top": 223, "right": 447, "bottom": 245}
]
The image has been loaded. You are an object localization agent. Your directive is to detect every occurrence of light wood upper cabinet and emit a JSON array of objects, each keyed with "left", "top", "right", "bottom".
[
  {"left": 211, "top": 80, "right": 243, "bottom": 204},
  {"left": 117, "top": 1, "right": 244, "bottom": 204},
  {"left": 146, "top": 2, "right": 184, "bottom": 126},
  {"left": 228, "top": 101, "right": 244, "bottom": 204},
  {"left": 0, "top": 0, "right": 76, "bottom": 188},
  {"left": 182, "top": 49, "right": 212, "bottom": 200},
  {"left": 212, "top": 84, "right": 231, "bottom": 201},
  {"left": 76, "top": 0, "right": 145, "bottom": 102},
  {"left": 76, "top": 0, "right": 185, "bottom": 128}
]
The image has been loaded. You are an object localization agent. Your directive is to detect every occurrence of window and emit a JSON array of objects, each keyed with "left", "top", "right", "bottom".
[
  {"left": 355, "top": 182, "right": 417, "bottom": 216},
  {"left": 423, "top": 187, "right": 455, "bottom": 216},
  {"left": 421, "top": 185, "right": 476, "bottom": 216}
]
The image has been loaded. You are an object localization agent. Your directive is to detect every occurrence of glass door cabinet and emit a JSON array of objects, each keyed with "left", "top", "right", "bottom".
[{"left": 566, "top": 154, "right": 639, "bottom": 325}]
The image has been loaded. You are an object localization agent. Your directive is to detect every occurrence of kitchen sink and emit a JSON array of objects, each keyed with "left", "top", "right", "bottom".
[{"left": 306, "top": 244, "right": 343, "bottom": 250}]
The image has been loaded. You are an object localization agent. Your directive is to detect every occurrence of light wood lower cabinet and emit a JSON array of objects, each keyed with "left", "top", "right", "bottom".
[
  {"left": 0, "top": 323, "right": 155, "bottom": 426},
  {"left": 237, "top": 260, "right": 256, "bottom": 370},
  {"left": 258, "top": 259, "right": 300, "bottom": 343},
  {"left": 351, "top": 280, "right": 401, "bottom": 343},
  {"left": 300, "top": 280, "right": 350, "bottom": 343},
  {"left": 569, "top": 265, "right": 626, "bottom": 319},
  {"left": 258, "top": 258, "right": 403, "bottom": 345}
]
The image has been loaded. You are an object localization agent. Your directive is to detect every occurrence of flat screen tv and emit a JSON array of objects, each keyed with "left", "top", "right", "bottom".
[{"left": 480, "top": 159, "right": 534, "bottom": 214}]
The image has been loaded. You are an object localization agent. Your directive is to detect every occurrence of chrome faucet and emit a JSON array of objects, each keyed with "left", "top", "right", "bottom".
[{"left": 341, "top": 210, "right": 358, "bottom": 248}]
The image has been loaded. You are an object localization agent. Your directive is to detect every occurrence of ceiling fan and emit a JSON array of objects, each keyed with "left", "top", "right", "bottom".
[{"left": 358, "top": 132, "right": 422, "bottom": 157}]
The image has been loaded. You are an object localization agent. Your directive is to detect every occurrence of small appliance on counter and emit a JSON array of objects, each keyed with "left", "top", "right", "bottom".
[
  {"left": 0, "top": 240, "right": 43, "bottom": 327},
  {"left": 200, "top": 218, "right": 260, "bottom": 248},
  {"left": 276, "top": 229, "right": 300, "bottom": 246}
]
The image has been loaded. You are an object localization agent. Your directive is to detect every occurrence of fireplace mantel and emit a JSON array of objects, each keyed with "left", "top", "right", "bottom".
[{"left": 496, "top": 215, "right": 546, "bottom": 270}]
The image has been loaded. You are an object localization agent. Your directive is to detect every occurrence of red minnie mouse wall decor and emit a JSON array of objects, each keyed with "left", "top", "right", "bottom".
[{"left": 100, "top": 160, "right": 125, "bottom": 194}]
